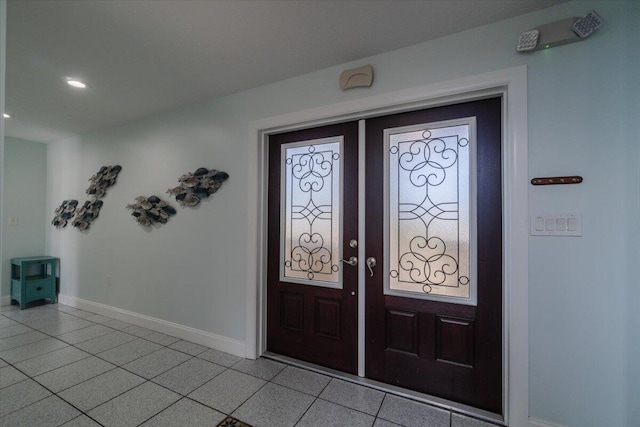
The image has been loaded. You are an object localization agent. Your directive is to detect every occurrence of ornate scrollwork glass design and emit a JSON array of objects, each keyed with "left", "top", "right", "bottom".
[
  {"left": 387, "top": 121, "right": 473, "bottom": 301},
  {"left": 281, "top": 138, "right": 342, "bottom": 287}
]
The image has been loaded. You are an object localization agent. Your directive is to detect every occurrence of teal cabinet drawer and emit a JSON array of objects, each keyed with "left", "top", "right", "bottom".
[{"left": 26, "top": 280, "right": 53, "bottom": 300}]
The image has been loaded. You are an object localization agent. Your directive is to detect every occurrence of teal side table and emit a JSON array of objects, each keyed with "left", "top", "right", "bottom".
[{"left": 11, "top": 256, "right": 58, "bottom": 309}]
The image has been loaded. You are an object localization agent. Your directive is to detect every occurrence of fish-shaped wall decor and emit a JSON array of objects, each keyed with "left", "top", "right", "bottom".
[
  {"left": 167, "top": 167, "right": 229, "bottom": 208},
  {"left": 127, "top": 195, "right": 177, "bottom": 228}
]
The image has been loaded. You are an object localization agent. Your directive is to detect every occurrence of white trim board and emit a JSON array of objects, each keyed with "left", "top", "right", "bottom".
[
  {"left": 357, "top": 119, "right": 366, "bottom": 378},
  {"left": 247, "top": 65, "right": 529, "bottom": 426},
  {"left": 58, "top": 294, "right": 245, "bottom": 357}
]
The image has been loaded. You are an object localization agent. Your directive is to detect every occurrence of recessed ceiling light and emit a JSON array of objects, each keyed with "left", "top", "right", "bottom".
[
  {"left": 3, "top": 113, "right": 11, "bottom": 118},
  {"left": 66, "top": 79, "right": 88, "bottom": 89}
]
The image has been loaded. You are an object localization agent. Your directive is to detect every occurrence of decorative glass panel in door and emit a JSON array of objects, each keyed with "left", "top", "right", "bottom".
[
  {"left": 280, "top": 137, "right": 343, "bottom": 288},
  {"left": 385, "top": 118, "right": 477, "bottom": 305}
]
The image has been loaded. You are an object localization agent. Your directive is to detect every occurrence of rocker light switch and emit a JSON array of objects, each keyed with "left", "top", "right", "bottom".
[
  {"left": 531, "top": 213, "right": 582, "bottom": 236},
  {"left": 545, "top": 218, "right": 555, "bottom": 231},
  {"left": 535, "top": 216, "right": 544, "bottom": 231},
  {"left": 8, "top": 217, "right": 18, "bottom": 226}
]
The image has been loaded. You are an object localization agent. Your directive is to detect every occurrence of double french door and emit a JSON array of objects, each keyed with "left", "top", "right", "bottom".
[{"left": 267, "top": 98, "right": 502, "bottom": 413}]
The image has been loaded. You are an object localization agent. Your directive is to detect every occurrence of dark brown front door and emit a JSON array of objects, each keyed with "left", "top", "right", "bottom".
[
  {"left": 266, "top": 99, "right": 503, "bottom": 412},
  {"left": 267, "top": 121, "right": 359, "bottom": 374},
  {"left": 364, "top": 98, "right": 503, "bottom": 413}
]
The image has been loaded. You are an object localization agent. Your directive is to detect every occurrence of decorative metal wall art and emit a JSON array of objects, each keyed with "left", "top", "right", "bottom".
[
  {"left": 126, "top": 196, "right": 177, "bottom": 227},
  {"left": 87, "top": 165, "right": 122, "bottom": 198},
  {"left": 51, "top": 200, "right": 78, "bottom": 228},
  {"left": 167, "top": 167, "right": 229, "bottom": 207},
  {"left": 72, "top": 199, "right": 103, "bottom": 231},
  {"left": 52, "top": 165, "right": 123, "bottom": 231}
]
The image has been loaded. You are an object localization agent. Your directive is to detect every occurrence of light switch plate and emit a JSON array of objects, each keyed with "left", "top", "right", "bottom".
[
  {"left": 8, "top": 216, "right": 18, "bottom": 226},
  {"left": 530, "top": 213, "right": 582, "bottom": 236}
]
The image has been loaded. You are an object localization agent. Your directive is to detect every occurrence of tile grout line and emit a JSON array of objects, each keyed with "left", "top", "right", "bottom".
[
  {"left": 375, "top": 393, "right": 388, "bottom": 419},
  {"left": 65, "top": 413, "right": 105, "bottom": 427},
  {"left": 6, "top": 303, "right": 457, "bottom": 427},
  {"left": 228, "top": 379, "right": 270, "bottom": 422},
  {"left": 288, "top": 374, "right": 384, "bottom": 426},
  {"left": 23, "top": 351, "right": 94, "bottom": 378},
  {"left": 291, "top": 392, "right": 319, "bottom": 426},
  {"left": 0, "top": 312, "right": 109, "bottom": 363},
  {"left": 300, "top": 374, "right": 330, "bottom": 424},
  {"left": 0, "top": 307, "right": 170, "bottom": 425},
  {"left": 4, "top": 306, "right": 229, "bottom": 403},
  {"left": 371, "top": 386, "right": 387, "bottom": 421},
  {"left": 49, "top": 309, "right": 238, "bottom": 423},
  {"left": 4, "top": 364, "right": 394, "bottom": 427},
  {"left": 2, "top": 322, "right": 139, "bottom": 374},
  {"left": 0, "top": 333, "right": 116, "bottom": 424},
  {"left": 218, "top": 358, "right": 285, "bottom": 423},
  {"left": 39, "top": 364, "right": 121, "bottom": 394},
  {"left": 0, "top": 331, "right": 51, "bottom": 353},
  {"left": 3, "top": 342, "right": 386, "bottom": 427},
  {"left": 0, "top": 383, "right": 57, "bottom": 420},
  {"left": 291, "top": 379, "right": 406, "bottom": 426},
  {"left": 7, "top": 306, "right": 283, "bottom": 424},
  {"left": 0, "top": 371, "right": 99, "bottom": 423},
  {"left": 0, "top": 338, "right": 70, "bottom": 365},
  {"left": 116, "top": 351, "right": 196, "bottom": 381},
  {"left": 133, "top": 398, "right": 186, "bottom": 427}
]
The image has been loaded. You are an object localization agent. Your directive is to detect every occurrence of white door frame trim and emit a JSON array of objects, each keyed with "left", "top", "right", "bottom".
[{"left": 246, "top": 65, "right": 528, "bottom": 426}]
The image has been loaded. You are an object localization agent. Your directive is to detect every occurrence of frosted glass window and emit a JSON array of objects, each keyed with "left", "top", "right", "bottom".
[
  {"left": 280, "top": 137, "right": 343, "bottom": 288},
  {"left": 385, "top": 119, "right": 476, "bottom": 304}
]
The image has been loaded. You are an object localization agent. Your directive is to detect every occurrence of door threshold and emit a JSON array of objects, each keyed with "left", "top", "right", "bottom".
[{"left": 263, "top": 351, "right": 504, "bottom": 426}]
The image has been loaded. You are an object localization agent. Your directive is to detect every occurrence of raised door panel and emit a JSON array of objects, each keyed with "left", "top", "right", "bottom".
[
  {"left": 314, "top": 298, "right": 341, "bottom": 339},
  {"left": 280, "top": 293, "right": 304, "bottom": 332},
  {"left": 385, "top": 310, "right": 418, "bottom": 354},
  {"left": 436, "top": 316, "right": 475, "bottom": 367}
]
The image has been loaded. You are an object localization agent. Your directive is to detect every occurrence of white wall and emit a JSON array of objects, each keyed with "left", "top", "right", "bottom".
[
  {"left": 1, "top": 137, "right": 47, "bottom": 296},
  {"left": 525, "top": 5, "right": 637, "bottom": 427},
  {"left": 0, "top": 0, "right": 6, "bottom": 303},
  {"left": 42, "top": 2, "right": 637, "bottom": 426},
  {"left": 625, "top": 6, "right": 640, "bottom": 426}
]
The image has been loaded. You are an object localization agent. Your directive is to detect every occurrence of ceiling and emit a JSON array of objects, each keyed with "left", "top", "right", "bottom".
[{"left": 5, "top": 0, "right": 566, "bottom": 143}]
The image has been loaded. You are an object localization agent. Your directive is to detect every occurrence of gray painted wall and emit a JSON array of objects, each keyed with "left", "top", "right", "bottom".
[
  {"left": 27, "top": 1, "right": 639, "bottom": 426},
  {"left": 0, "top": 0, "right": 6, "bottom": 306},
  {"left": 1, "top": 137, "right": 47, "bottom": 293},
  {"left": 624, "top": 4, "right": 640, "bottom": 426}
]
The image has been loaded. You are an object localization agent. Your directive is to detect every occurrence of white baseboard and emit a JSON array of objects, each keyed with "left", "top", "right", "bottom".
[
  {"left": 530, "top": 418, "right": 568, "bottom": 427},
  {"left": 0, "top": 295, "right": 11, "bottom": 306},
  {"left": 58, "top": 294, "right": 247, "bottom": 358}
]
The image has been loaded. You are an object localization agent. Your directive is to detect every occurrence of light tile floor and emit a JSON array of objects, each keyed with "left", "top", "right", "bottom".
[{"left": 0, "top": 302, "right": 498, "bottom": 427}]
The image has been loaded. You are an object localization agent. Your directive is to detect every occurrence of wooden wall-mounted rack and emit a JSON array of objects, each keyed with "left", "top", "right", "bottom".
[{"left": 531, "top": 176, "right": 583, "bottom": 186}]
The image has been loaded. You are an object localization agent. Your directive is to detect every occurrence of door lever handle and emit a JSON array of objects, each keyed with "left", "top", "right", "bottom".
[
  {"left": 366, "top": 257, "right": 377, "bottom": 276},
  {"left": 341, "top": 256, "right": 358, "bottom": 266}
]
